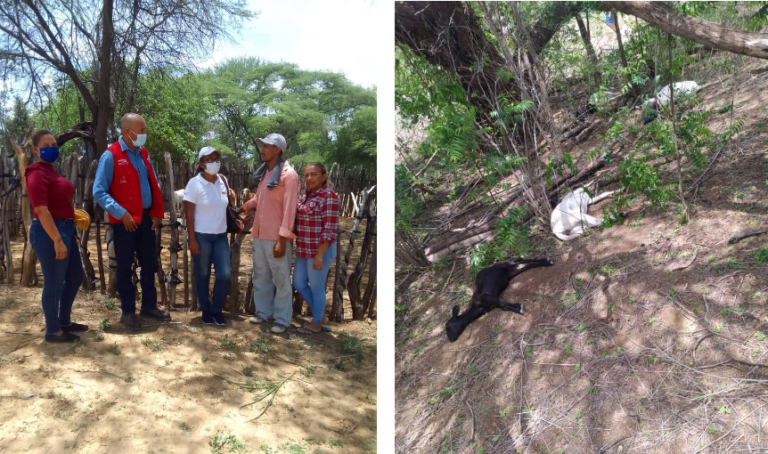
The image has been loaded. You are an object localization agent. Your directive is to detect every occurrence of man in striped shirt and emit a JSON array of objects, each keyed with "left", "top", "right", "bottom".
[{"left": 238, "top": 133, "right": 300, "bottom": 334}]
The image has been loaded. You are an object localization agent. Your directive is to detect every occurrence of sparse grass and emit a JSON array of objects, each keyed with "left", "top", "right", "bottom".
[
  {"left": 338, "top": 333, "right": 363, "bottom": 363},
  {"left": 210, "top": 431, "right": 246, "bottom": 454},
  {"left": 0, "top": 296, "right": 14, "bottom": 312},
  {"left": 98, "top": 297, "right": 118, "bottom": 311},
  {"left": 106, "top": 343, "right": 121, "bottom": 355},
  {"left": 301, "top": 365, "right": 317, "bottom": 378},
  {"left": 220, "top": 334, "right": 238, "bottom": 351},
  {"left": 248, "top": 336, "right": 269, "bottom": 354},
  {"left": 280, "top": 440, "right": 314, "bottom": 454},
  {"left": 98, "top": 318, "right": 109, "bottom": 331},
  {"left": 754, "top": 246, "right": 768, "bottom": 263}
]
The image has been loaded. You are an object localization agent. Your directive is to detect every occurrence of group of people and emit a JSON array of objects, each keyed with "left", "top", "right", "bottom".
[{"left": 26, "top": 113, "right": 340, "bottom": 342}]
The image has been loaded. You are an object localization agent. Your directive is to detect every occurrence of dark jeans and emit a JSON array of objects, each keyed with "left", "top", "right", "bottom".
[
  {"left": 113, "top": 214, "right": 158, "bottom": 314},
  {"left": 30, "top": 219, "right": 84, "bottom": 334},
  {"left": 192, "top": 232, "right": 230, "bottom": 314}
]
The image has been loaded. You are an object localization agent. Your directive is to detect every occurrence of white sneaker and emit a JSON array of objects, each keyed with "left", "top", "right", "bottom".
[
  {"left": 270, "top": 325, "right": 286, "bottom": 334},
  {"left": 249, "top": 316, "right": 265, "bottom": 324}
]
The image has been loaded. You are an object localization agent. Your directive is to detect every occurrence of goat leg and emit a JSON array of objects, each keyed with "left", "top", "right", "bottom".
[
  {"left": 588, "top": 190, "right": 616, "bottom": 205},
  {"left": 507, "top": 259, "right": 554, "bottom": 280},
  {"left": 501, "top": 303, "right": 525, "bottom": 314}
]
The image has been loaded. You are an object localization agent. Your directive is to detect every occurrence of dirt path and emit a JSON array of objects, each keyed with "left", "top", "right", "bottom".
[{"left": 0, "top": 215, "right": 376, "bottom": 453}]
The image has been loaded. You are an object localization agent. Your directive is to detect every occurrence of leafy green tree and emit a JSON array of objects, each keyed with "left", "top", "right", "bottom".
[
  {"left": 205, "top": 58, "right": 376, "bottom": 168},
  {"left": 132, "top": 70, "right": 213, "bottom": 162}
]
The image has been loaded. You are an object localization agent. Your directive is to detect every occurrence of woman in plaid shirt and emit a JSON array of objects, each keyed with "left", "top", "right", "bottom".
[{"left": 293, "top": 163, "right": 339, "bottom": 334}]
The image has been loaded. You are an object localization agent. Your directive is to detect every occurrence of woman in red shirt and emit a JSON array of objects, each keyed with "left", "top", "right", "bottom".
[
  {"left": 26, "top": 129, "right": 86, "bottom": 343},
  {"left": 293, "top": 163, "right": 339, "bottom": 334}
]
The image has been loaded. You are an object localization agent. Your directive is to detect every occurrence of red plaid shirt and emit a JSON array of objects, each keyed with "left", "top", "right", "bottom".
[{"left": 295, "top": 185, "right": 340, "bottom": 258}]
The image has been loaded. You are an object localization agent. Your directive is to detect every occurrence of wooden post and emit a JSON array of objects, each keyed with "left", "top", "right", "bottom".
[
  {"left": 95, "top": 207, "right": 106, "bottom": 294},
  {"left": 182, "top": 161, "right": 191, "bottom": 307},
  {"left": 226, "top": 188, "right": 255, "bottom": 314},
  {"left": 106, "top": 223, "right": 117, "bottom": 297},
  {"left": 348, "top": 190, "right": 376, "bottom": 320},
  {"left": 10, "top": 139, "right": 37, "bottom": 287},
  {"left": 331, "top": 185, "right": 375, "bottom": 321},
  {"left": 79, "top": 160, "right": 98, "bottom": 291},
  {"left": 164, "top": 153, "right": 180, "bottom": 311},
  {"left": 154, "top": 175, "right": 168, "bottom": 306},
  {"left": 361, "top": 208, "right": 377, "bottom": 319}
]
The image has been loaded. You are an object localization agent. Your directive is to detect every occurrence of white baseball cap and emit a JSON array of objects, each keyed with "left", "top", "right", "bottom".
[
  {"left": 198, "top": 146, "right": 220, "bottom": 161},
  {"left": 256, "top": 133, "right": 287, "bottom": 152}
]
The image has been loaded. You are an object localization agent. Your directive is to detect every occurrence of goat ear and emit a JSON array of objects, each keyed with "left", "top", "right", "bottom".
[{"left": 452, "top": 306, "right": 460, "bottom": 317}]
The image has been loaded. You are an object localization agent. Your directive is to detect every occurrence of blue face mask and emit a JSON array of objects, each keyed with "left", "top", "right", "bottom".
[{"left": 39, "top": 146, "right": 60, "bottom": 163}]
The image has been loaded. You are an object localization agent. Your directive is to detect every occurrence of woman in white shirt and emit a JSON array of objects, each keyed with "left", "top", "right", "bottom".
[{"left": 183, "top": 147, "right": 231, "bottom": 326}]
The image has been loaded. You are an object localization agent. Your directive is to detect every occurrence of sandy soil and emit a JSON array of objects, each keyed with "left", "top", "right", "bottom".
[
  {"left": 396, "top": 56, "right": 768, "bottom": 453},
  {"left": 0, "top": 220, "right": 376, "bottom": 453}
]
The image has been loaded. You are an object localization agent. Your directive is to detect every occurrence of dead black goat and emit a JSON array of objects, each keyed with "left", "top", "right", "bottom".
[{"left": 445, "top": 258, "right": 554, "bottom": 342}]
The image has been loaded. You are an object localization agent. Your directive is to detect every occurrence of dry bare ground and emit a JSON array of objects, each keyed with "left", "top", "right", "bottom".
[
  {"left": 396, "top": 58, "right": 768, "bottom": 453},
  {"left": 0, "top": 219, "right": 376, "bottom": 453}
]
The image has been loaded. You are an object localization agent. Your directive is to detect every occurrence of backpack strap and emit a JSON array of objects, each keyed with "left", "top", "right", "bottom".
[{"left": 219, "top": 174, "right": 232, "bottom": 207}]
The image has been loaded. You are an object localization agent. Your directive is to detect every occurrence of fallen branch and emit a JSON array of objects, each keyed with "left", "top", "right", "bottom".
[
  {"left": 727, "top": 228, "right": 768, "bottom": 244},
  {"left": 242, "top": 372, "right": 294, "bottom": 422},
  {"left": 574, "top": 120, "right": 602, "bottom": 143},
  {"left": 412, "top": 149, "right": 439, "bottom": 178},
  {"left": 561, "top": 121, "right": 592, "bottom": 141},
  {"left": 465, "top": 399, "right": 475, "bottom": 443},
  {"left": 74, "top": 369, "right": 133, "bottom": 382}
]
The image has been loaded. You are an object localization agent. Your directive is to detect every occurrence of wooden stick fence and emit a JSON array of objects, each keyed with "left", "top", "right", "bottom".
[{"left": 0, "top": 144, "right": 376, "bottom": 322}]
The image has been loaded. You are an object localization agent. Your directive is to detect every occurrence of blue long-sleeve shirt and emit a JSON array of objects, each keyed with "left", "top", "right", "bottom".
[{"left": 93, "top": 136, "right": 158, "bottom": 220}]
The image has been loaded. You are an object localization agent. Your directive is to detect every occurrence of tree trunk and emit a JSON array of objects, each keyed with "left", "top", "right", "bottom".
[
  {"left": 79, "top": 160, "right": 98, "bottom": 291},
  {"left": 95, "top": 0, "right": 115, "bottom": 160},
  {"left": 576, "top": 14, "right": 601, "bottom": 88},
  {"left": 613, "top": 11, "right": 629, "bottom": 69},
  {"left": 605, "top": 1, "right": 768, "bottom": 60},
  {"left": 396, "top": 2, "right": 581, "bottom": 119},
  {"left": 10, "top": 140, "right": 36, "bottom": 287}
]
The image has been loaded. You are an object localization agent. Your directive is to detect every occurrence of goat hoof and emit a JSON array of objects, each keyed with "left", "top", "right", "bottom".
[
  {"left": 546, "top": 258, "right": 554, "bottom": 266},
  {"left": 520, "top": 304, "right": 525, "bottom": 315}
]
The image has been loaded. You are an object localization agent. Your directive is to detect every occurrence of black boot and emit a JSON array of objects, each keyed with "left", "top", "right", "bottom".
[
  {"left": 45, "top": 331, "right": 80, "bottom": 343},
  {"left": 140, "top": 307, "right": 171, "bottom": 322},
  {"left": 120, "top": 313, "right": 142, "bottom": 331}
]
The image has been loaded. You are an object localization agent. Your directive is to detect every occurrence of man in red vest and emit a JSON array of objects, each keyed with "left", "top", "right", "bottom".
[{"left": 93, "top": 113, "right": 171, "bottom": 331}]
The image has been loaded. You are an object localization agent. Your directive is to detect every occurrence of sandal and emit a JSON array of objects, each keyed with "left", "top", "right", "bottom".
[{"left": 297, "top": 325, "right": 322, "bottom": 334}]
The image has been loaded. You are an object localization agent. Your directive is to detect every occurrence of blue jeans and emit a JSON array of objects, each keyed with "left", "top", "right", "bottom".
[
  {"left": 30, "top": 219, "right": 83, "bottom": 334},
  {"left": 292, "top": 242, "right": 337, "bottom": 323},
  {"left": 252, "top": 238, "right": 293, "bottom": 328},
  {"left": 192, "top": 232, "right": 230, "bottom": 314},
  {"left": 112, "top": 214, "right": 158, "bottom": 314}
]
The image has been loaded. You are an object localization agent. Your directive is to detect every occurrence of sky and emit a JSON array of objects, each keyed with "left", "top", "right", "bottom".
[{"left": 202, "top": 0, "right": 379, "bottom": 88}]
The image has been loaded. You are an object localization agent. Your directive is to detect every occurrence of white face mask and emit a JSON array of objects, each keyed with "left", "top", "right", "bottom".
[
  {"left": 204, "top": 162, "right": 220, "bottom": 175},
  {"left": 129, "top": 129, "right": 147, "bottom": 147}
]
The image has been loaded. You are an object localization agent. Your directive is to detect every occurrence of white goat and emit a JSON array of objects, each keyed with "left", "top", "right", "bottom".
[
  {"left": 172, "top": 189, "right": 185, "bottom": 215},
  {"left": 551, "top": 186, "right": 615, "bottom": 241},
  {"left": 642, "top": 81, "right": 701, "bottom": 110}
]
